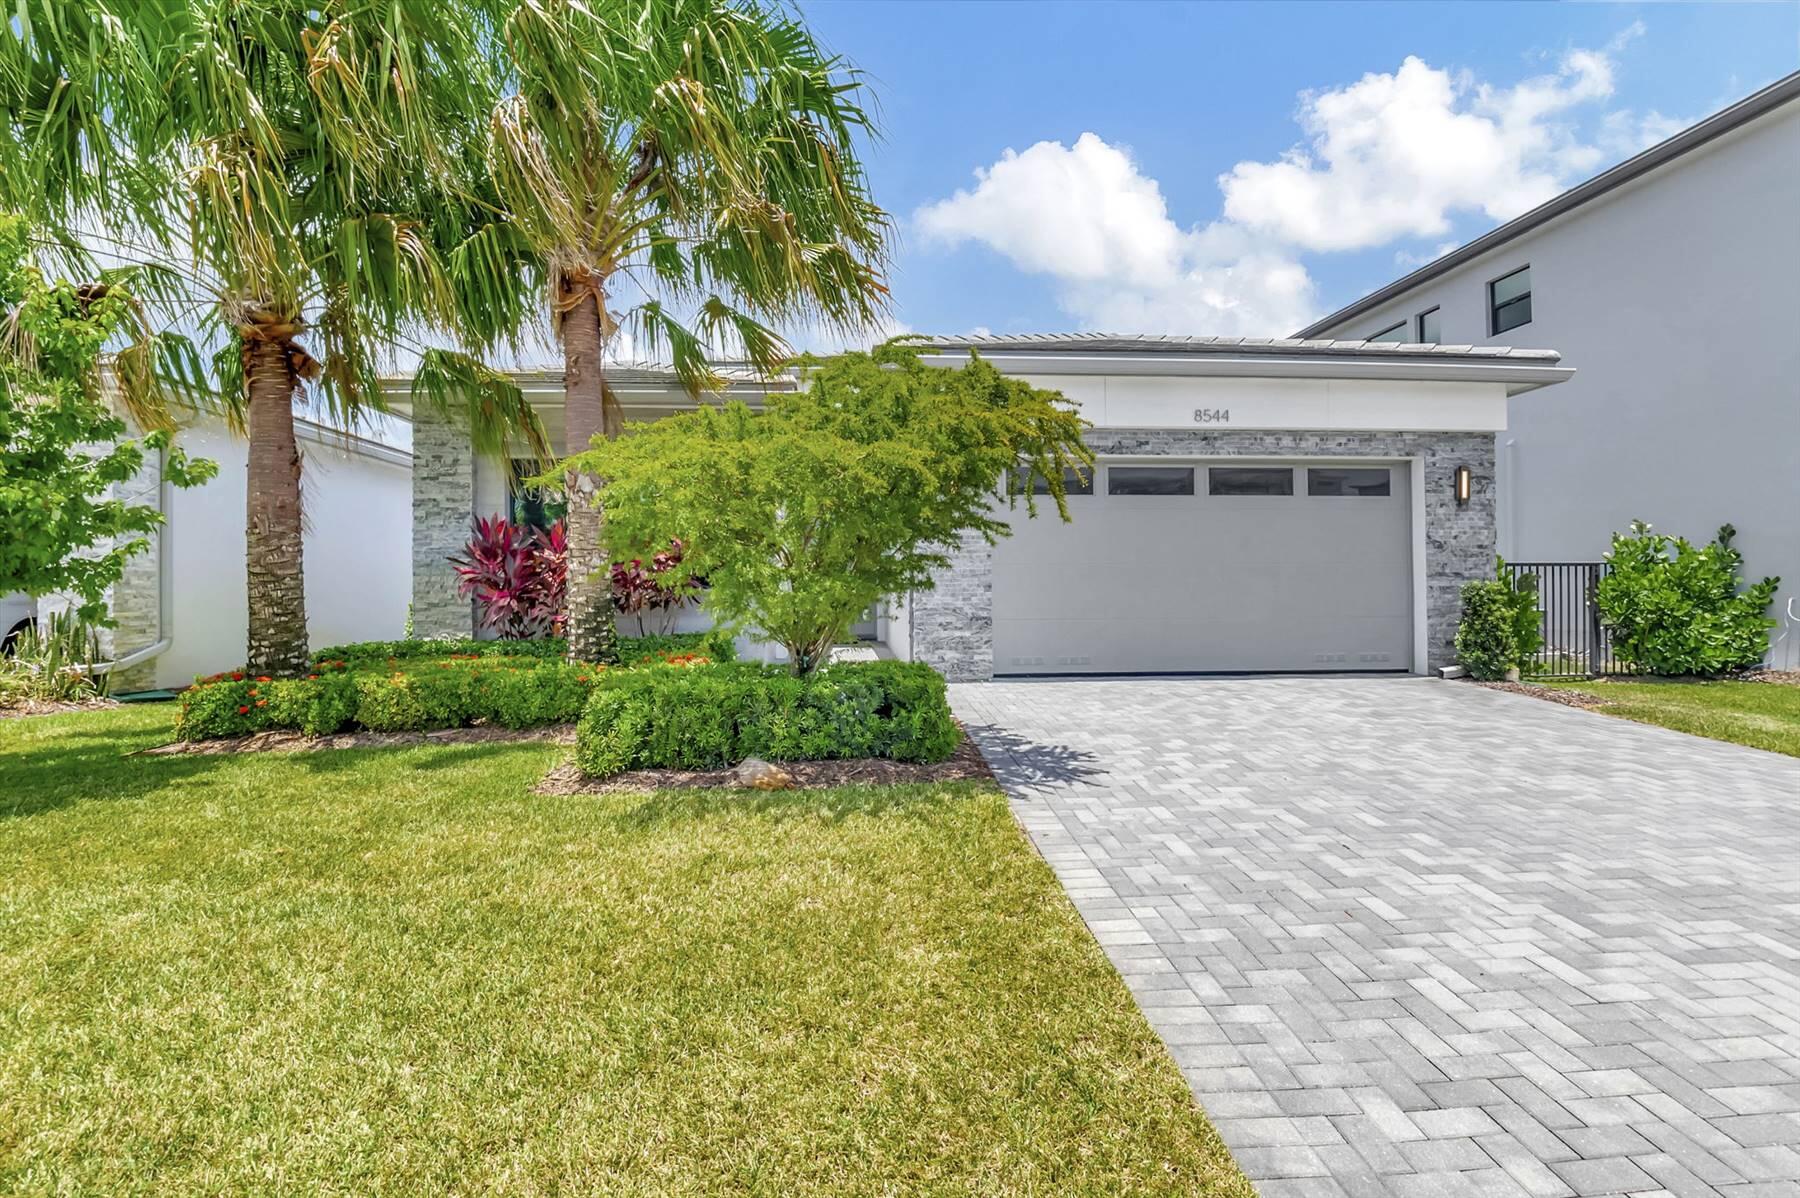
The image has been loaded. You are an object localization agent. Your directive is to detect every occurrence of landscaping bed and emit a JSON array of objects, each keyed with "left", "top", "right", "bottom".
[
  {"left": 1470, "top": 679, "right": 1609, "bottom": 710},
  {"left": 172, "top": 632, "right": 732, "bottom": 741},
  {"left": 142, "top": 723, "right": 572, "bottom": 757},
  {"left": 575, "top": 659, "right": 960, "bottom": 777},
  {"left": 540, "top": 724, "right": 989, "bottom": 794},
  {"left": 0, "top": 695, "right": 118, "bottom": 720}
]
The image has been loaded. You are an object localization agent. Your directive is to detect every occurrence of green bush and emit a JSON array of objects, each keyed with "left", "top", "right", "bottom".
[
  {"left": 1596, "top": 522, "right": 1779, "bottom": 675},
  {"left": 574, "top": 660, "right": 959, "bottom": 777},
  {"left": 1455, "top": 580, "right": 1517, "bottom": 681},
  {"left": 312, "top": 630, "right": 735, "bottom": 668},
  {"left": 1493, "top": 558, "right": 1544, "bottom": 665},
  {"left": 174, "top": 656, "right": 611, "bottom": 741},
  {"left": 173, "top": 671, "right": 361, "bottom": 739}
]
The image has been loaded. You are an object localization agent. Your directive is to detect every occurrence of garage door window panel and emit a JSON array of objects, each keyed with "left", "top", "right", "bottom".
[
  {"left": 1308, "top": 467, "right": 1391, "bottom": 497},
  {"left": 1209, "top": 467, "right": 1294, "bottom": 496},
  {"left": 1017, "top": 466, "right": 1094, "bottom": 496},
  {"left": 1108, "top": 466, "right": 1194, "bottom": 496}
]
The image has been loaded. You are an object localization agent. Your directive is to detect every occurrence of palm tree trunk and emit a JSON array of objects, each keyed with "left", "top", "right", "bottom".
[
  {"left": 243, "top": 333, "right": 310, "bottom": 677},
  {"left": 561, "top": 289, "right": 619, "bottom": 663}
]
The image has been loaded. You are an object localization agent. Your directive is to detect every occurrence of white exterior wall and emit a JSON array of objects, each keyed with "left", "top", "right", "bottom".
[
  {"left": 149, "top": 416, "right": 413, "bottom": 688},
  {"left": 1313, "top": 104, "right": 1800, "bottom": 658}
]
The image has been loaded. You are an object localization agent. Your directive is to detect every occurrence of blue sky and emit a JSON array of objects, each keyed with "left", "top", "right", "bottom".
[{"left": 794, "top": 0, "right": 1799, "bottom": 342}]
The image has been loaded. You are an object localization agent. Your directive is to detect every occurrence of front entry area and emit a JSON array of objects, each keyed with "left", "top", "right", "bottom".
[{"left": 992, "top": 459, "right": 1413, "bottom": 675}]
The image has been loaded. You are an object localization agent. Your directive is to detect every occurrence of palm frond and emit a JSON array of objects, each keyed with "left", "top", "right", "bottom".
[
  {"left": 412, "top": 347, "right": 552, "bottom": 464},
  {"left": 625, "top": 301, "right": 724, "bottom": 396}
]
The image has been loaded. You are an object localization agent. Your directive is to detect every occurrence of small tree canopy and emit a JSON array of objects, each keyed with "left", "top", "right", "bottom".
[
  {"left": 0, "top": 216, "right": 215, "bottom": 622},
  {"left": 561, "top": 342, "right": 1091, "bottom": 673}
]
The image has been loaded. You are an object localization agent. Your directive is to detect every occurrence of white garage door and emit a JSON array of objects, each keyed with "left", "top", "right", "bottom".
[{"left": 992, "top": 460, "right": 1413, "bottom": 674}]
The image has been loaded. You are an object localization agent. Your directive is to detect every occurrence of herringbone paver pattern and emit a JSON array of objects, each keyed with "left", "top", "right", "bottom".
[{"left": 952, "top": 677, "right": 1800, "bottom": 1197}]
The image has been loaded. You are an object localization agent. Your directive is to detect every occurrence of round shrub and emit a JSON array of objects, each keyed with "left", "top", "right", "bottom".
[
  {"left": 1596, "top": 522, "right": 1780, "bottom": 675},
  {"left": 574, "top": 660, "right": 959, "bottom": 777},
  {"left": 1455, "top": 580, "right": 1516, "bottom": 681}
]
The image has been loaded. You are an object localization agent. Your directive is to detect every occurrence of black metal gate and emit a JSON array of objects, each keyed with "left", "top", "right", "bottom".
[{"left": 1501, "top": 561, "right": 1628, "bottom": 679}]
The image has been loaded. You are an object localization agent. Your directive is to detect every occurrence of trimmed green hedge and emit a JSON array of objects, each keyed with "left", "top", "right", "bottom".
[
  {"left": 312, "top": 630, "right": 736, "bottom": 668},
  {"left": 174, "top": 656, "right": 612, "bottom": 740},
  {"left": 574, "top": 660, "right": 959, "bottom": 778}
]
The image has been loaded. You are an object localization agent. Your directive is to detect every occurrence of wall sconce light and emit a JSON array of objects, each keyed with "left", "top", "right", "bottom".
[{"left": 1454, "top": 465, "right": 1472, "bottom": 506}]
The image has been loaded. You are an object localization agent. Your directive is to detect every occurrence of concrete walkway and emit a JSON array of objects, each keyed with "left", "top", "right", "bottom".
[{"left": 951, "top": 676, "right": 1800, "bottom": 1198}]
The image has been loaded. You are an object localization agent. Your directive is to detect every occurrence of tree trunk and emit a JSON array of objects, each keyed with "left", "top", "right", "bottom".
[
  {"left": 561, "top": 288, "right": 620, "bottom": 664},
  {"left": 243, "top": 333, "right": 309, "bottom": 677}
]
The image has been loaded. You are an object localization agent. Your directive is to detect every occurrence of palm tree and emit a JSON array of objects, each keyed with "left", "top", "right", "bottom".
[
  {"left": 465, "top": 0, "right": 891, "bottom": 661},
  {"left": 1, "top": 1, "right": 545, "bottom": 676}
]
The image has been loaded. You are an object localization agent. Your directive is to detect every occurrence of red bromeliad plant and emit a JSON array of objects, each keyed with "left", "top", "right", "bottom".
[
  {"left": 450, "top": 517, "right": 695, "bottom": 640},
  {"left": 610, "top": 538, "right": 702, "bottom": 636},
  {"left": 448, "top": 516, "right": 567, "bottom": 639}
]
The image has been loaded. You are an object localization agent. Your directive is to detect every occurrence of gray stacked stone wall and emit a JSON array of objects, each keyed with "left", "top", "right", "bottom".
[
  {"left": 411, "top": 405, "right": 475, "bottom": 638},
  {"left": 105, "top": 447, "right": 166, "bottom": 691},
  {"left": 908, "top": 530, "right": 994, "bottom": 682},
  {"left": 912, "top": 428, "right": 1496, "bottom": 678},
  {"left": 36, "top": 412, "right": 166, "bottom": 690}
]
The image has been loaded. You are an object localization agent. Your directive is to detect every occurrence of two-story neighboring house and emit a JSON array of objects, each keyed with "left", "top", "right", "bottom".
[{"left": 1297, "top": 71, "right": 1800, "bottom": 662}]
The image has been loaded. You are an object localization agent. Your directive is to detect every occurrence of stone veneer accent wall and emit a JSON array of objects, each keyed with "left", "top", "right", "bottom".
[
  {"left": 411, "top": 404, "right": 476, "bottom": 638},
  {"left": 104, "top": 447, "right": 165, "bottom": 691},
  {"left": 910, "top": 428, "right": 1497, "bottom": 681},
  {"left": 907, "top": 530, "right": 994, "bottom": 682}
]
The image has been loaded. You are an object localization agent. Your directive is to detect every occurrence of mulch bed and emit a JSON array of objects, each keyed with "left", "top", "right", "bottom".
[
  {"left": 139, "top": 724, "right": 574, "bottom": 757},
  {"left": 1469, "top": 679, "right": 1611, "bottom": 710},
  {"left": 1476, "top": 668, "right": 1800, "bottom": 709},
  {"left": 0, "top": 696, "right": 121, "bottom": 720},
  {"left": 534, "top": 730, "right": 993, "bottom": 795},
  {"left": 1742, "top": 669, "right": 1800, "bottom": 687}
]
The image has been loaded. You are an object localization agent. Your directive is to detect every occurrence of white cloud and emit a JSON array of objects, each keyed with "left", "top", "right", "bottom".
[
  {"left": 914, "top": 28, "right": 1664, "bottom": 336},
  {"left": 1218, "top": 48, "right": 1626, "bottom": 252},
  {"left": 916, "top": 133, "right": 1316, "bottom": 336}
]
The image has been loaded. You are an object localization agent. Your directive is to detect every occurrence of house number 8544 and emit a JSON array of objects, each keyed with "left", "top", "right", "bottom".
[{"left": 1193, "top": 408, "right": 1230, "bottom": 424}]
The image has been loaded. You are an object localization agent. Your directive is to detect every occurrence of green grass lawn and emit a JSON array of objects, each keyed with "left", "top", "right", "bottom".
[
  {"left": 0, "top": 706, "right": 1251, "bottom": 1196},
  {"left": 1542, "top": 677, "right": 1800, "bottom": 757}
]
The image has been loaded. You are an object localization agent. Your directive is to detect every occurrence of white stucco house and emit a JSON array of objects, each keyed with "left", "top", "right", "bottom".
[
  {"left": 67, "top": 338, "right": 1568, "bottom": 691},
  {"left": 36, "top": 409, "right": 414, "bottom": 692},
  {"left": 404, "top": 338, "right": 1571, "bottom": 681},
  {"left": 69, "top": 73, "right": 1800, "bottom": 689},
  {"left": 1296, "top": 69, "right": 1800, "bottom": 658}
]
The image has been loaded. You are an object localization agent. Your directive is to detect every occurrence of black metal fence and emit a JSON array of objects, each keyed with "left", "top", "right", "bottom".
[{"left": 1501, "top": 561, "right": 1635, "bottom": 679}]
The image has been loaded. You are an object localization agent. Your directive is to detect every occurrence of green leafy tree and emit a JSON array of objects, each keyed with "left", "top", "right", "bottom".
[
  {"left": 562, "top": 344, "right": 1091, "bottom": 674},
  {"left": 0, "top": 216, "right": 214, "bottom": 622},
  {"left": 2, "top": 1, "right": 546, "bottom": 676},
  {"left": 458, "top": 0, "right": 891, "bottom": 662},
  {"left": 1596, "top": 521, "right": 1779, "bottom": 675}
]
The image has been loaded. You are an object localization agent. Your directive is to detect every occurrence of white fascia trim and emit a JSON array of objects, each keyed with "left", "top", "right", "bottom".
[
  {"left": 295, "top": 419, "right": 412, "bottom": 467},
  {"left": 923, "top": 351, "right": 1575, "bottom": 396}
]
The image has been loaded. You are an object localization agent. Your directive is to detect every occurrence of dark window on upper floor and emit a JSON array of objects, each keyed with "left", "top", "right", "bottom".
[
  {"left": 1367, "top": 320, "right": 1408, "bottom": 344},
  {"left": 1489, "top": 266, "right": 1532, "bottom": 335},
  {"left": 1416, "top": 307, "right": 1440, "bottom": 344},
  {"left": 1209, "top": 467, "right": 1293, "bottom": 496}
]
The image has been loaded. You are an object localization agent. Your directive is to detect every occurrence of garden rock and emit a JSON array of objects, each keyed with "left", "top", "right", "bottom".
[{"left": 734, "top": 757, "right": 796, "bottom": 790}]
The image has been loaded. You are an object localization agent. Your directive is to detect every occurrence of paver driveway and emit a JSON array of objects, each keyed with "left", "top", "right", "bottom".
[{"left": 951, "top": 676, "right": 1800, "bottom": 1198}]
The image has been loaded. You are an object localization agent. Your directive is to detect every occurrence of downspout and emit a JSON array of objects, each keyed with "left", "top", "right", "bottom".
[
  {"left": 1499, "top": 437, "right": 1517, "bottom": 560},
  {"left": 88, "top": 446, "right": 173, "bottom": 678}
]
